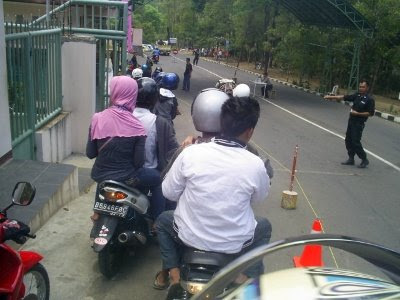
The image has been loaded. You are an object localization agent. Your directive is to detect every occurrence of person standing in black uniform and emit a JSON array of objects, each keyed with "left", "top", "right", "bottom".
[{"left": 324, "top": 80, "right": 375, "bottom": 168}]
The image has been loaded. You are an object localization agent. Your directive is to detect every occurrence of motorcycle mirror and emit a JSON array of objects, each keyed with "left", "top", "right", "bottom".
[{"left": 12, "top": 182, "right": 36, "bottom": 206}]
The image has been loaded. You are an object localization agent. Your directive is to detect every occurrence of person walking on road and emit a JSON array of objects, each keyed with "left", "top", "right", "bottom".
[
  {"left": 182, "top": 58, "right": 192, "bottom": 91},
  {"left": 193, "top": 49, "right": 200, "bottom": 65},
  {"left": 324, "top": 79, "right": 375, "bottom": 168}
]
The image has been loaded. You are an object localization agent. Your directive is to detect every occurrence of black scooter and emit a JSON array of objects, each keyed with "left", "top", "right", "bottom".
[
  {"left": 90, "top": 180, "right": 152, "bottom": 278},
  {"left": 166, "top": 247, "right": 238, "bottom": 299}
]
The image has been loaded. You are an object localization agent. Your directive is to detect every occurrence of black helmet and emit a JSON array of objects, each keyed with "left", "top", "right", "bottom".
[
  {"left": 155, "top": 66, "right": 163, "bottom": 72},
  {"left": 136, "top": 77, "right": 159, "bottom": 108}
]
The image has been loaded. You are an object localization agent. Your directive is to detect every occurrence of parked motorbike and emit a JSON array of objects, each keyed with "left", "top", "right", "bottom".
[
  {"left": 90, "top": 180, "right": 152, "bottom": 278},
  {"left": 152, "top": 54, "right": 160, "bottom": 64},
  {"left": 0, "top": 182, "right": 50, "bottom": 300}
]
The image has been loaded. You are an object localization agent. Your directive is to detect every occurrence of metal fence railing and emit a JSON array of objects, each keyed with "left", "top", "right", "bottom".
[
  {"left": 30, "top": 0, "right": 128, "bottom": 112},
  {"left": 5, "top": 28, "right": 62, "bottom": 158}
]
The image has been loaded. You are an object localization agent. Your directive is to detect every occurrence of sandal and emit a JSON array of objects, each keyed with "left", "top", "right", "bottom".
[{"left": 153, "top": 271, "right": 170, "bottom": 290}]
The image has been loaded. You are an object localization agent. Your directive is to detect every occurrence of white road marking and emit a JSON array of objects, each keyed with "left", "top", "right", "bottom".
[
  {"left": 260, "top": 98, "right": 400, "bottom": 173},
  {"left": 189, "top": 59, "right": 400, "bottom": 173}
]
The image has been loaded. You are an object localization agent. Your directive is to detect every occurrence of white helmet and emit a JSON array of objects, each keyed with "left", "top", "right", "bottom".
[
  {"left": 132, "top": 68, "right": 143, "bottom": 79},
  {"left": 233, "top": 83, "right": 251, "bottom": 97},
  {"left": 191, "top": 89, "right": 230, "bottom": 133}
]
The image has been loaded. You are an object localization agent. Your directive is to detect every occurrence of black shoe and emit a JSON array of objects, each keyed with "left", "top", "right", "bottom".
[
  {"left": 341, "top": 159, "right": 355, "bottom": 165},
  {"left": 358, "top": 159, "right": 369, "bottom": 168}
]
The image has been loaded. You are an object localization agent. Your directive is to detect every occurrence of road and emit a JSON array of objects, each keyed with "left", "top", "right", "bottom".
[{"left": 22, "top": 53, "right": 400, "bottom": 299}]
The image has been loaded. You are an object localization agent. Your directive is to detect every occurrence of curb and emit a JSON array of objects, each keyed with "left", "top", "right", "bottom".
[{"left": 200, "top": 57, "right": 400, "bottom": 124}]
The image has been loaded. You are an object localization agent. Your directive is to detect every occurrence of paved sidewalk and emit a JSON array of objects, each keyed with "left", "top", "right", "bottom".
[{"left": 0, "top": 160, "right": 79, "bottom": 233}]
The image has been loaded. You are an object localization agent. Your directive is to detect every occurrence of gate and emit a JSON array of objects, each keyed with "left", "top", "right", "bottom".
[{"left": 6, "top": 28, "right": 62, "bottom": 159}]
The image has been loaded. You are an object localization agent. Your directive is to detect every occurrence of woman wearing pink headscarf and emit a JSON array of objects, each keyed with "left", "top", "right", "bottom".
[{"left": 86, "top": 76, "right": 147, "bottom": 183}]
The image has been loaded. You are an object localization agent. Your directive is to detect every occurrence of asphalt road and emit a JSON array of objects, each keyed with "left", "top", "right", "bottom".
[{"left": 22, "top": 53, "right": 400, "bottom": 299}]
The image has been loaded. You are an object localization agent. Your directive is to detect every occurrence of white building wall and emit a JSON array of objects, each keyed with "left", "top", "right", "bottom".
[{"left": 61, "top": 36, "right": 97, "bottom": 154}]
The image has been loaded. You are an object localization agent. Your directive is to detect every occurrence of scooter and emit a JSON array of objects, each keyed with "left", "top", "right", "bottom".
[
  {"left": 173, "top": 247, "right": 238, "bottom": 299},
  {"left": 192, "top": 234, "right": 400, "bottom": 299},
  {"left": 0, "top": 182, "right": 50, "bottom": 300},
  {"left": 90, "top": 180, "right": 153, "bottom": 279}
]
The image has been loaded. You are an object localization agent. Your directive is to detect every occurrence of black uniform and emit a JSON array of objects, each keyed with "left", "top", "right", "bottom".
[{"left": 343, "top": 93, "right": 375, "bottom": 161}]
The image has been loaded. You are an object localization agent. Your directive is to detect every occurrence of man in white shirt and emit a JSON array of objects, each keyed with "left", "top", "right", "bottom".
[{"left": 153, "top": 96, "right": 271, "bottom": 289}]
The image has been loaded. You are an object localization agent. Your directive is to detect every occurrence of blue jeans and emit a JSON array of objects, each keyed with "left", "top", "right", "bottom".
[
  {"left": 182, "top": 74, "right": 190, "bottom": 91},
  {"left": 155, "top": 211, "right": 272, "bottom": 277}
]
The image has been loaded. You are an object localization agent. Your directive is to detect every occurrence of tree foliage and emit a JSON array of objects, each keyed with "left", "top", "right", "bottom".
[{"left": 137, "top": 0, "right": 400, "bottom": 95}]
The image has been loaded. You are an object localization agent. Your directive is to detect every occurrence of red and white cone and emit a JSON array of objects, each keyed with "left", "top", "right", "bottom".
[{"left": 293, "top": 219, "right": 324, "bottom": 267}]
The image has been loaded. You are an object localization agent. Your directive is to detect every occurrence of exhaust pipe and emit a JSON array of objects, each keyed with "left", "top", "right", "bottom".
[{"left": 118, "top": 231, "right": 147, "bottom": 245}]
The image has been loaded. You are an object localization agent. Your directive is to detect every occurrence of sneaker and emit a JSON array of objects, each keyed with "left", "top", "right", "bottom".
[
  {"left": 341, "top": 159, "right": 355, "bottom": 165},
  {"left": 358, "top": 159, "right": 369, "bottom": 168}
]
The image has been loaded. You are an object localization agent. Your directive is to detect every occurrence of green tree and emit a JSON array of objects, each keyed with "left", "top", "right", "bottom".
[{"left": 133, "top": 4, "right": 165, "bottom": 43}]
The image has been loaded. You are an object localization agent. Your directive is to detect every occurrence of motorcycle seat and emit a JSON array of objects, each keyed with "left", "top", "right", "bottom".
[{"left": 182, "top": 247, "right": 238, "bottom": 267}]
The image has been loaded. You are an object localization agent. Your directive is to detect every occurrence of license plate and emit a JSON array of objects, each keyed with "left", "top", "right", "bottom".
[{"left": 93, "top": 201, "right": 128, "bottom": 218}]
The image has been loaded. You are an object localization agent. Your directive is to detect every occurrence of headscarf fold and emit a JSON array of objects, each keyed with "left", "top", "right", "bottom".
[{"left": 90, "top": 76, "right": 146, "bottom": 140}]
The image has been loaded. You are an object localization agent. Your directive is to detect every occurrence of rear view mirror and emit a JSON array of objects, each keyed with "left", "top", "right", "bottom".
[{"left": 12, "top": 182, "right": 36, "bottom": 206}]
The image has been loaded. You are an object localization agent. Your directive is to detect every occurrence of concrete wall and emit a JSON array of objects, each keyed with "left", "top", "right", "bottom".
[
  {"left": 61, "top": 36, "right": 96, "bottom": 154},
  {"left": 36, "top": 112, "right": 72, "bottom": 163},
  {"left": 0, "top": 0, "right": 12, "bottom": 161}
]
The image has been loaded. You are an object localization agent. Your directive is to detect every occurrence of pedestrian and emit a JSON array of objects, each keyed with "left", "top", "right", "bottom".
[
  {"left": 217, "top": 49, "right": 223, "bottom": 61},
  {"left": 324, "top": 79, "right": 375, "bottom": 168},
  {"left": 193, "top": 49, "right": 200, "bottom": 65},
  {"left": 182, "top": 58, "right": 192, "bottom": 91},
  {"left": 261, "top": 72, "right": 273, "bottom": 98}
]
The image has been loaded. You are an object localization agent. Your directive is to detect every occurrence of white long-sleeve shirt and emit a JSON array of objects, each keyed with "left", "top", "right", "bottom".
[{"left": 162, "top": 139, "right": 269, "bottom": 254}]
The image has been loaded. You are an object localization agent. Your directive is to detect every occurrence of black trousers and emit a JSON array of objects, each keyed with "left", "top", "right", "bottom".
[
  {"left": 261, "top": 84, "right": 273, "bottom": 97},
  {"left": 345, "top": 119, "right": 367, "bottom": 160}
]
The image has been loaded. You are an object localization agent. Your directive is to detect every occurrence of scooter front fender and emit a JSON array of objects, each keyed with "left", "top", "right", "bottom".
[
  {"left": 19, "top": 251, "right": 43, "bottom": 272},
  {"left": 92, "top": 214, "right": 119, "bottom": 253}
]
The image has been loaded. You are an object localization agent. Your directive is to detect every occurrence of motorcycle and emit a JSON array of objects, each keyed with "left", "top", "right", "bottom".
[
  {"left": 215, "top": 79, "right": 236, "bottom": 95},
  {"left": 192, "top": 234, "right": 400, "bottom": 300},
  {"left": 152, "top": 54, "right": 160, "bottom": 64},
  {"left": 169, "top": 247, "right": 238, "bottom": 299},
  {"left": 90, "top": 180, "right": 152, "bottom": 278},
  {"left": 0, "top": 182, "right": 50, "bottom": 300},
  {"left": 167, "top": 234, "right": 400, "bottom": 299}
]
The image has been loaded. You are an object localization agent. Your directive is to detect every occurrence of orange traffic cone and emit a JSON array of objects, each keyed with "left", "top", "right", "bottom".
[{"left": 293, "top": 219, "right": 324, "bottom": 267}]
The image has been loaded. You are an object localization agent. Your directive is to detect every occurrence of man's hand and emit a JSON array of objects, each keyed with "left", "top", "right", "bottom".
[{"left": 181, "top": 135, "right": 196, "bottom": 148}]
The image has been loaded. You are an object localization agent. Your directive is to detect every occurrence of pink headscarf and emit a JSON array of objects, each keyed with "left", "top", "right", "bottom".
[{"left": 90, "top": 76, "right": 146, "bottom": 140}]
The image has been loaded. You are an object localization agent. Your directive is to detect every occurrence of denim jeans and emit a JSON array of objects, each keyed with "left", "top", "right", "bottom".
[
  {"left": 155, "top": 210, "right": 182, "bottom": 270},
  {"left": 155, "top": 211, "right": 272, "bottom": 277},
  {"left": 182, "top": 74, "right": 190, "bottom": 91}
]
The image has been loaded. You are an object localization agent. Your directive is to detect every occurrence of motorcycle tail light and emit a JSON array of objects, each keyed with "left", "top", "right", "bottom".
[
  {"left": 103, "top": 191, "right": 128, "bottom": 201},
  {"left": 181, "top": 281, "right": 206, "bottom": 295}
]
